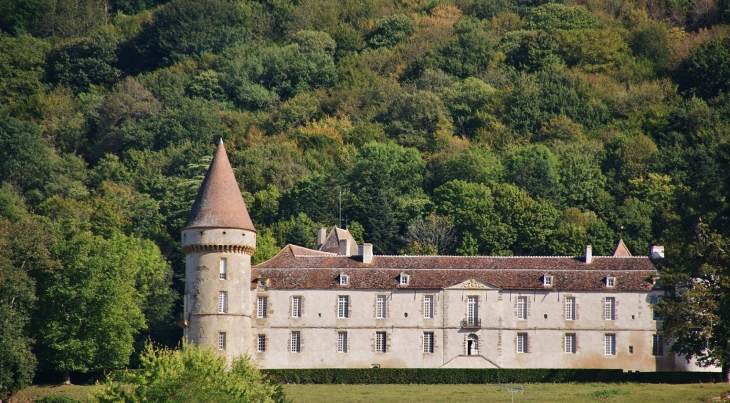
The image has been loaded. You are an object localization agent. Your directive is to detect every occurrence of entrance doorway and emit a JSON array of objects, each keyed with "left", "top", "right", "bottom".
[{"left": 467, "top": 334, "right": 479, "bottom": 355}]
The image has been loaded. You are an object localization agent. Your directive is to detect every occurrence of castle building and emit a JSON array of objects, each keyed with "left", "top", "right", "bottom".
[{"left": 181, "top": 141, "right": 703, "bottom": 372}]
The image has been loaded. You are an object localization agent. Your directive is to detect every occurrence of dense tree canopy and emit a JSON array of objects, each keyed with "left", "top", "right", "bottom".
[{"left": 2, "top": 0, "right": 730, "bottom": 392}]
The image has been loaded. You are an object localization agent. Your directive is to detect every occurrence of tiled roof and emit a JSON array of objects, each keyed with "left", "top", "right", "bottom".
[
  {"left": 183, "top": 141, "right": 256, "bottom": 232},
  {"left": 253, "top": 246, "right": 657, "bottom": 291},
  {"left": 319, "top": 227, "right": 358, "bottom": 255},
  {"left": 612, "top": 239, "right": 632, "bottom": 257}
]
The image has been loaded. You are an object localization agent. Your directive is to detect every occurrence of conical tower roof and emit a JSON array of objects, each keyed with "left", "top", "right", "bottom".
[
  {"left": 183, "top": 141, "right": 256, "bottom": 232},
  {"left": 612, "top": 239, "right": 632, "bottom": 257}
]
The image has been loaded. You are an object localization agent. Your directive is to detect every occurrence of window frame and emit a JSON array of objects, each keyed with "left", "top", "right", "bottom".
[
  {"left": 544, "top": 274, "right": 553, "bottom": 287},
  {"left": 290, "top": 331, "right": 301, "bottom": 353},
  {"left": 376, "top": 295, "right": 386, "bottom": 319},
  {"left": 338, "top": 295, "right": 349, "bottom": 318},
  {"left": 423, "top": 332, "right": 434, "bottom": 353},
  {"left": 565, "top": 333, "right": 576, "bottom": 354},
  {"left": 424, "top": 295, "right": 434, "bottom": 319},
  {"left": 565, "top": 296, "right": 576, "bottom": 320},
  {"left": 291, "top": 296, "right": 302, "bottom": 318},
  {"left": 517, "top": 333, "right": 528, "bottom": 353},
  {"left": 219, "top": 258, "right": 227, "bottom": 280},
  {"left": 652, "top": 334, "right": 664, "bottom": 356},
  {"left": 337, "top": 331, "right": 348, "bottom": 353},
  {"left": 517, "top": 296, "right": 528, "bottom": 320},
  {"left": 467, "top": 296, "right": 478, "bottom": 325},
  {"left": 340, "top": 273, "right": 349, "bottom": 286},
  {"left": 375, "top": 331, "right": 387, "bottom": 353},
  {"left": 606, "top": 275, "right": 616, "bottom": 288},
  {"left": 218, "top": 332, "right": 226, "bottom": 350},
  {"left": 604, "top": 297, "right": 615, "bottom": 320},
  {"left": 651, "top": 295, "right": 662, "bottom": 321},
  {"left": 605, "top": 333, "right": 616, "bottom": 355},
  {"left": 257, "top": 296, "right": 267, "bottom": 319},
  {"left": 257, "top": 334, "right": 266, "bottom": 353},
  {"left": 218, "top": 291, "right": 228, "bottom": 314},
  {"left": 400, "top": 273, "right": 409, "bottom": 286}
]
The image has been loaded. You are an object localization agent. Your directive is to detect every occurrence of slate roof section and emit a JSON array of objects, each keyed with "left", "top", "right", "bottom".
[
  {"left": 319, "top": 227, "right": 359, "bottom": 255},
  {"left": 183, "top": 141, "right": 256, "bottom": 232},
  {"left": 253, "top": 245, "right": 657, "bottom": 291},
  {"left": 612, "top": 239, "right": 633, "bottom": 257}
]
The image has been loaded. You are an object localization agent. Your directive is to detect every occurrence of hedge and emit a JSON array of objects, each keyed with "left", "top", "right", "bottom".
[{"left": 261, "top": 368, "right": 723, "bottom": 384}]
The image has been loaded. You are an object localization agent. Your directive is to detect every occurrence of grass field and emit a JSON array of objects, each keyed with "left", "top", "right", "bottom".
[{"left": 9, "top": 383, "right": 729, "bottom": 403}]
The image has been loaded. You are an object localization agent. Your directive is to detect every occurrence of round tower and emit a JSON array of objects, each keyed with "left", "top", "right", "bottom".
[{"left": 181, "top": 140, "right": 256, "bottom": 360}]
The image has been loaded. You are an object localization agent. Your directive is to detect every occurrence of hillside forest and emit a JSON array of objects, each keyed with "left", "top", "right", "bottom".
[{"left": 2, "top": 0, "right": 730, "bottom": 395}]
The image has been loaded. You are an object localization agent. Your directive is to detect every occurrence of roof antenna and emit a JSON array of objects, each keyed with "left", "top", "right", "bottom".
[{"left": 339, "top": 188, "right": 342, "bottom": 229}]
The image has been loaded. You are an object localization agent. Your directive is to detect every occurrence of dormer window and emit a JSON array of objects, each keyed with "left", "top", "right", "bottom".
[
  {"left": 258, "top": 279, "right": 268, "bottom": 290},
  {"left": 606, "top": 275, "right": 616, "bottom": 288},
  {"left": 340, "top": 273, "right": 349, "bottom": 286},
  {"left": 400, "top": 273, "right": 409, "bottom": 286},
  {"left": 543, "top": 273, "right": 553, "bottom": 287}
]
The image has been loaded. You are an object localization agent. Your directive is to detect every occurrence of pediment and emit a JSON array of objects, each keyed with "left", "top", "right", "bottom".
[{"left": 447, "top": 278, "right": 500, "bottom": 290}]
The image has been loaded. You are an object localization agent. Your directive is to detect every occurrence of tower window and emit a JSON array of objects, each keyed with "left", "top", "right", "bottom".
[
  {"left": 218, "top": 292, "right": 227, "bottom": 314},
  {"left": 219, "top": 258, "right": 227, "bottom": 280},
  {"left": 218, "top": 332, "right": 226, "bottom": 350}
]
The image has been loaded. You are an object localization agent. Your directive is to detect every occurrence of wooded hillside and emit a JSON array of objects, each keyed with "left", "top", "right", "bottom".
[{"left": 2, "top": 0, "right": 730, "bottom": 395}]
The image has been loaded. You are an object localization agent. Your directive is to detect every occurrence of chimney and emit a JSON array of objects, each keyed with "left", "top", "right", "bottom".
[
  {"left": 361, "top": 243, "right": 373, "bottom": 264},
  {"left": 585, "top": 245, "right": 592, "bottom": 264},
  {"left": 317, "top": 227, "right": 327, "bottom": 249},
  {"left": 650, "top": 245, "right": 665, "bottom": 259},
  {"left": 339, "top": 239, "right": 351, "bottom": 257}
]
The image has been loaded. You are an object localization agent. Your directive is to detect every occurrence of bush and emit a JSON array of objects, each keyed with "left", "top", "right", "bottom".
[
  {"left": 37, "top": 396, "right": 82, "bottom": 403},
  {"left": 261, "top": 368, "right": 723, "bottom": 384}
]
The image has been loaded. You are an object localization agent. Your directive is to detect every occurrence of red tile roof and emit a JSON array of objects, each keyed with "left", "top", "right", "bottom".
[
  {"left": 318, "top": 227, "right": 358, "bottom": 255},
  {"left": 612, "top": 239, "right": 632, "bottom": 257},
  {"left": 183, "top": 141, "right": 256, "bottom": 232},
  {"left": 253, "top": 245, "right": 657, "bottom": 291}
]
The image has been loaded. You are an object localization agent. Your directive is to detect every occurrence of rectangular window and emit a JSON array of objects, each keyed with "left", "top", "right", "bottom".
[
  {"left": 219, "top": 258, "right": 227, "bottom": 280},
  {"left": 290, "top": 331, "right": 301, "bottom": 353},
  {"left": 337, "top": 331, "right": 348, "bottom": 353},
  {"left": 604, "top": 297, "right": 615, "bottom": 320},
  {"left": 376, "top": 331, "right": 387, "bottom": 353},
  {"left": 423, "top": 332, "right": 434, "bottom": 353},
  {"left": 605, "top": 334, "right": 616, "bottom": 355},
  {"left": 565, "top": 333, "right": 576, "bottom": 354},
  {"left": 424, "top": 295, "right": 434, "bottom": 319},
  {"left": 517, "top": 333, "right": 528, "bottom": 353},
  {"left": 400, "top": 275, "right": 409, "bottom": 285},
  {"left": 257, "top": 296, "right": 267, "bottom": 318},
  {"left": 257, "top": 334, "right": 266, "bottom": 352},
  {"left": 338, "top": 295, "right": 349, "bottom": 318},
  {"left": 218, "top": 332, "right": 226, "bottom": 350},
  {"left": 376, "top": 295, "right": 386, "bottom": 319},
  {"left": 218, "top": 292, "right": 227, "bottom": 313},
  {"left": 292, "top": 296, "right": 301, "bottom": 318},
  {"left": 517, "top": 296, "right": 527, "bottom": 320},
  {"left": 651, "top": 296, "right": 662, "bottom": 320},
  {"left": 565, "top": 297, "right": 576, "bottom": 320},
  {"left": 652, "top": 334, "right": 663, "bottom": 356},
  {"left": 467, "top": 296, "right": 478, "bottom": 325}
]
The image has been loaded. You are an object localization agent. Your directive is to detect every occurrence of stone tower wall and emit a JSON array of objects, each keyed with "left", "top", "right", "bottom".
[{"left": 182, "top": 228, "right": 256, "bottom": 360}]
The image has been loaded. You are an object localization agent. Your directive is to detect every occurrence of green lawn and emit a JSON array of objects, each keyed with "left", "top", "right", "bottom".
[
  {"left": 10, "top": 383, "right": 729, "bottom": 403},
  {"left": 281, "top": 383, "right": 729, "bottom": 403}
]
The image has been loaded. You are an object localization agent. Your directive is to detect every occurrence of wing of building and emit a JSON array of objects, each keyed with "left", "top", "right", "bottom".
[{"left": 181, "top": 141, "right": 709, "bottom": 372}]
